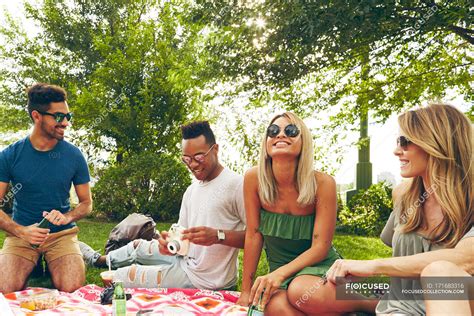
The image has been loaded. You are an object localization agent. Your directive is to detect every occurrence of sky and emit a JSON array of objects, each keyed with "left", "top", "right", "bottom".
[{"left": 1, "top": 1, "right": 471, "bottom": 189}]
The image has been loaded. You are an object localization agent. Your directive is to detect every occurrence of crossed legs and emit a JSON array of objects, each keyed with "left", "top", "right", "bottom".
[
  {"left": 264, "top": 275, "right": 378, "bottom": 316},
  {"left": 422, "top": 260, "right": 473, "bottom": 316}
]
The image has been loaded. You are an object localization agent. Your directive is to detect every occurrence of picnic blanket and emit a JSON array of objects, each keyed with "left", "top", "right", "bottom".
[{"left": 5, "top": 285, "right": 248, "bottom": 315}]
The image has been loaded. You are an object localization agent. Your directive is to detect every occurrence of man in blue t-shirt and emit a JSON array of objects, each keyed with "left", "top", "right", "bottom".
[{"left": 0, "top": 83, "right": 92, "bottom": 293}]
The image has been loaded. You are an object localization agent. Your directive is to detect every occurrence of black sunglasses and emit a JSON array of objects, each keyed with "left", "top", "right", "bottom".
[
  {"left": 397, "top": 136, "right": 411, "bottom": 149},
  {"left": 37, "top": 111, "right": 73, "bottom": 123},
  {"left": 267, "top": 124, "right": 300, "bottom": 138}
]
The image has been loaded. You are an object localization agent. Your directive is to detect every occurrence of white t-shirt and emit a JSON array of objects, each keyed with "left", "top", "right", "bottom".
[{"left": 178, "top": 168, "right": 246, "bottom": 290}]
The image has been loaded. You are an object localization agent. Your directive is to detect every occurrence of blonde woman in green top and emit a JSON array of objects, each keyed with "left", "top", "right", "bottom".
[
  {"left": 237, "top": 112, "right": 377, "bottom": 315},
  {"left": 326, "top": 104, "right": 473, "bottom": 315}
]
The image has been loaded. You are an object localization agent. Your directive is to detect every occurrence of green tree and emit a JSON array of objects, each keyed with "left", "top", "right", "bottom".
[
  {"left": 191, "top": 0, "right": 473, "bottom": 176},
  {"left": 198, "top": 0, "right": 472, "bottom": 120},
  {"left": 0, "top": 0, "right": 210, "bottom": 161},
  {"left": 0, "top": 0, "right": 216, "bottom": 219},
  {"left": 92, "top": 152, "right": 191, "bottom": 221}
]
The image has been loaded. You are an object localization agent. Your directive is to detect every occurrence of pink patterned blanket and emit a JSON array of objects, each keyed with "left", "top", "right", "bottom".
[{"left": 5, "top": 285, "right": 248, "bottom": 315}]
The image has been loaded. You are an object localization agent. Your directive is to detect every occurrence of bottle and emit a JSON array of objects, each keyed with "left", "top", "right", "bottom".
[
  {"left": 32, "top": 218, "right": 50, "bottom": 248},
  {"left": 247, "top": 292, "right": 264, "bottom": 316},
  {"left": 247, "top": 304, "right": 264, "bottom": 316},
  {"left": 112, "top": 281, "right": 126, "bottom": 316}
]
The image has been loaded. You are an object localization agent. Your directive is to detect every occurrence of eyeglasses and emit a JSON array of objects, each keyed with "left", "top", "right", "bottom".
[
  {"left": 397, "top": 136, "right": 412, "bottom": 149},
  {"left": 37, "top": 111, "right": 73, "bottom": 123},
  {"left": 266, "top": 124, "right": 300, "bottom": 138},
  {"left": 181, "top": 144, "right": 215, "bottom": 165}
]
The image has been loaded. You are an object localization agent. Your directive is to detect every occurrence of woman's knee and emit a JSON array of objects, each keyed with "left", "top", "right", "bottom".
[
  {"left": 265, "top": 294, "right": 286, "bottom": 315},
  {"left": 287, "top": 276, "right": 331, "bottom": 313},
  {"left": 421, "top": 260, "right": 469, "bottom": 277},
  {"left": 265, "top": 290, "right": 304, "bottom": 316}
]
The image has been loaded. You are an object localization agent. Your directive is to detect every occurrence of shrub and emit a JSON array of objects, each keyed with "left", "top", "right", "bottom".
[
  {"left": 92, "top": 152, "right": 191, "bottom": 221},
  {"left": 338, "top": 182, "right": 393, "bottom": 236}
]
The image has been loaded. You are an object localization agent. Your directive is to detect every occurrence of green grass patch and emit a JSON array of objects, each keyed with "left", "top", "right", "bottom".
[
  {"left": 0, "top": 220, "right": 392, "bottom": 290},
  {"left": 333, "top": 233, "right": 392, "bottom": 260}
]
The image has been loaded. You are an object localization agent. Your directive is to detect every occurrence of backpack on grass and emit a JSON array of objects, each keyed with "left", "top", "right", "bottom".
[{"left": 104, "top": 213, "right": 157, "bottom": 254}]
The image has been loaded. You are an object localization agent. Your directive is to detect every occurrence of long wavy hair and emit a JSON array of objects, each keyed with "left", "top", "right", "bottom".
[
  {"left": 397, "top": 103, "right": 473, "bottom": 247},
  {"left": 258, "top": 112, "right": 317, "bottom": 206}
]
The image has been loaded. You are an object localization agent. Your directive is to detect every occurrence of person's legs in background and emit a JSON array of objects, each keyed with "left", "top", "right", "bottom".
[
  {"left": 114, "top": 259, "right": 193, "bottom": 289},
  {"left": 80, "top": 239, "right": 175, "bottom": 268}
]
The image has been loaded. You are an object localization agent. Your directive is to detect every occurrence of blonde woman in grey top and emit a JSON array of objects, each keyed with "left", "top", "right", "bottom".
[{"left": 326, "top": 104, "right": 473, "bottom": 315}]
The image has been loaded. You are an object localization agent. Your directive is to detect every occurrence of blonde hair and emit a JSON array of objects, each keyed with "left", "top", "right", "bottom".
[
  {"left": 397, "top": 103, "right": 473, "bottom": 247},
  {"left": 258, "top": 112, "right": 317, "bottom": 206}
]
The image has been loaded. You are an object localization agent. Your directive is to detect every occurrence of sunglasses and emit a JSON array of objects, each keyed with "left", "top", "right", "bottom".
[
  {"left": 397, "top": 136, "right": 412, "bottom": 149},
  {"left": 267, "top": 124, "right": 300, "bottom": 138},
  {"left": 37, "top": 111, "right": 73, "bottom": 123},
  {"left": 181, "top": 144, "right": 215, "bottom": 165}
]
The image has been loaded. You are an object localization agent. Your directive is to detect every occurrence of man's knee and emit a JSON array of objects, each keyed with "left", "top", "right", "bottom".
[
  {"left": 48, "top": 254, "right": 85, "bottom": 291},
  {"left": 129, "top": 264, "right": 137, "bottom": 281},
  {"left": 132, "top": 239, "right": 159, "bottom": 255},
  {"left": 0, "top": 270, "right": 28, "bottom": 293},
  {"left": 51, "top": 268, "right": 85, "bottom": 293},
  {"left": 117, "top": 264, "right": 163, "bottom": 288},
  {"left": 55, "top": 280, "right": 83, "bottom": 293},
  {"left": 421, "top": 261, "right": 469, "bottom": 277},
  {"left": 0, "top": 281, "right": 25, "bottom": 294},
  {"left": 0, "top": 254, "right": 35, "bottom": 293}
]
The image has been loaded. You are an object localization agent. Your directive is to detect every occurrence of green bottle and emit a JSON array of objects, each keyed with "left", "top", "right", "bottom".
[
  {"left": 247, "top": 292, "right": 264, "bottom": 316},
  {"left": 247, "top": 304, "right": 264, "bottom": 316},
  {"left": 32, "top": 217, "right": 50, "bottom": 248},
  {"left": 112, "top": 281, "right": 126, "bottom": 316}
]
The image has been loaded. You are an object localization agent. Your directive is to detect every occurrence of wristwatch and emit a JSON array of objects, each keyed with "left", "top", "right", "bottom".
[{"left": 217, "top": 229, "right": 226, "bottom": 243}]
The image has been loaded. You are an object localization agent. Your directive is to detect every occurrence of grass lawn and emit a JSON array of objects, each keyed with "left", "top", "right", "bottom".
[{"left": 0, "top": 219, "right": 392, "bottom": 291}]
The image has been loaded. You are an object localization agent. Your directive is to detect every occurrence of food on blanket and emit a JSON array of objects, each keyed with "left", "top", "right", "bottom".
[
  {"left": 18, "top": 289, "right": 59, "bottom": 311},
  {"left": 100, "top": 270, "right": 115, "bottom": 287},
  {"left": 166, "top": 224, "right": 189, "bottom": 256}
]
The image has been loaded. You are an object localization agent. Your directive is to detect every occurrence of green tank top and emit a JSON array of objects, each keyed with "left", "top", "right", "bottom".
[{"left": 259, "top": 209, "right": 340, "bottom": 288}]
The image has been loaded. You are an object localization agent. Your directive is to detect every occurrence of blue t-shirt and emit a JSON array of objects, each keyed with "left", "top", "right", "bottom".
[{"left": 0, "top": 137, "right": 90, "bottom": 233}]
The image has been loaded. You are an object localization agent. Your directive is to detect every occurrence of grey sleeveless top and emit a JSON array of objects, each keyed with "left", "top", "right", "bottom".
[{"left": 376, "top": 208, "right": 474, "bottom": 315}]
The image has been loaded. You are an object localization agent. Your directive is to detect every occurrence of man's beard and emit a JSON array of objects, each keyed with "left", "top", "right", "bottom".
[{"left": 41, "top": 121, "right": 64, "bottom": 141}]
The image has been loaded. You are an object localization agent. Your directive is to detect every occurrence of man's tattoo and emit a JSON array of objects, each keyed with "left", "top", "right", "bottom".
[
  {"left": 250, "top": 272, "right": 255, "bottom": 281},
  {"left": 254, "top": 228, "right": 260, "bottom": 233},
  {"left": 313, "top": 233, "right": 319, "bottom": 240}
]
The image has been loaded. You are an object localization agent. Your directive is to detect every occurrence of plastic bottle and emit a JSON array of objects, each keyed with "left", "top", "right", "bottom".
[
  {"left": 32, "top": 218, "right": 50, "bottom": 248},
  {"left": 112, "top": 281, "right": 126, "bottom": 316}
]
